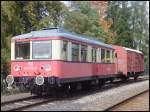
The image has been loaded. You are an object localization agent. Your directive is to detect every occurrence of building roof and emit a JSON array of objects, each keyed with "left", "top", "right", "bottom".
[{"left": 12, "top": 28, "right": 113, "bottom": 49}]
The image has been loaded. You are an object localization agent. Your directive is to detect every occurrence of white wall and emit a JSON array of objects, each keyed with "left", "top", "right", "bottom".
[
  {"left": 11, "top": 40, "right": 15, "bottom": 60},
  {"left": 52, "top": 40, "right": 61, "bottom": 60}
]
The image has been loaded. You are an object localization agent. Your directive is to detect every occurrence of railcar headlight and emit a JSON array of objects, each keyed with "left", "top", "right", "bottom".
[
  {"left": 35, "top": 75, "right": 44, "bottom": 85},
  {"left": 6, "top": 75, "right": 14, "bottom": 86},
  {"left": 43, "top": 65, "right": 51, "bottom": 72},
  {"left": 14, "top": 65, "right": 21, "bottom": 71}
]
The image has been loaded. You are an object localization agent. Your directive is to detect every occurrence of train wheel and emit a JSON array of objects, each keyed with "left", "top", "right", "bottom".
[
  {"left": 36, "top": 86, "right": 43, "bottom": 96},
  {"left": 98, "top": 80, "right": 105, "bottom": 88},
  {"left": 134, "top": 75, "right": 138, "bottom": 81},
  {"left": 37, "top": 91, "right": 42, "bottom": 96},
  {"left": 68, "top": 83, "right": 76, "bottom": 93},
  {"left": 121, "top": 75, "right": 127, "bottom": 82},
  {"left": 82, "top": 81, "right": 92, "bottom": 90},
  {"left": 69, "top": 82, "right": 82, "bottom": 93},
  {"left": 110, "top": 77, "right": 114, "bottom": 83}
]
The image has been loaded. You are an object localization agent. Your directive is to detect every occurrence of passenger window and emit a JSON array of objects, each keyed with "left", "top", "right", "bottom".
[
  {"left": 106, "top": 50, "right": 110, "bottom": 63},
  {"left": 101, "top": 49, "right": 105, "bottom": 63},
  {"left": 72, "top": 43, "right": 79, "bottom": 61},
  {"left": 62, "top": 41, "right": 68, "bottom": 60},
  {"left": 81, "top": 45, "right": 87, "bottom": 62},
  {"left": 92, "top": 47, "right": 97, "bottom": 62}
]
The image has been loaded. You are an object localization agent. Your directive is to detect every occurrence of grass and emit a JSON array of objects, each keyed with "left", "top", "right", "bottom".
[{"left": 1, "top": 80, "right": 28, "bottom": 96}]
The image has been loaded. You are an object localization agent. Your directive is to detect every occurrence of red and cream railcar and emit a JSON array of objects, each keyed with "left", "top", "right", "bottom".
[
  {"left": 7, "top": 28, "right": 116, "bottom": 94},
  {"left": 113, "top": 45, "right": 144, "bottom": 79}
]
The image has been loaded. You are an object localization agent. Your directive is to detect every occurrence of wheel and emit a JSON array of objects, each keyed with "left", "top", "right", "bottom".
[
  {"left": 82, "top": 81, "right": 92, "bottom": 90},
  {"left": 98, "top": 80, "right": 105, "bottom": 88},
  {"left": 121, "top": 75, "right": 127, "bottom": 82},
  {"left": 134, "top": 75, "right": 138, "bottom": 81},
  {"left": 68, "top": 83, "right": 77, "bottom": 93},
  {"left": 110, "top": 78, "right": 114, "bottom": 83}
]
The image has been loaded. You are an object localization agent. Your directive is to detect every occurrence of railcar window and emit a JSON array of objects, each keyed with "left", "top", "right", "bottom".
[
  {"left": 72, "top": 43, "right": 79, "bottom": 61},
  {"left": 62, "top": 41, "right": 68, "bottom": 60},
  {"left": 106, "top": 50, "right": 111, "bottom": 63},
  {"left": 32, "top": 41, "right": 51, "bottom": 59},
  {"left": 92, "top": 47, "right": 97, "bottom": 62},
  {"left": 81, "top": 45, "right": 87, "bottom": 62},
  {"left": 101, "top": 49, "right": 105, "bottom": 63},
  {"left": 15, "top": 42, "right": 30, "bottom": 60}
]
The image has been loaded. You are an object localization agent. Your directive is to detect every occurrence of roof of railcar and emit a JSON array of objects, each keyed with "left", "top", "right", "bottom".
[
  {"left": 123, "top": 47, "right": 143, "bottom": 54},
  {"left": 12, "top": 28, "right": 113, "bottom": 49}
]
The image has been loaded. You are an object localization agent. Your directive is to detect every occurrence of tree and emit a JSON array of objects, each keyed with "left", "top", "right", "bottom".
[
  {"left": 130, "top": 1, "right": 149, "bottom": 49},
  {"left": 26, "top": 1, "right": 66, "bottom": 30},
  {"left": 90, "top": 1, "right": 116, "bottom": 44},
  {"left": 106, "top": 1, "right": 133, "bottom": 47},
  {"left": 63, "top": 1, "right": 107, "bottom": 41}
]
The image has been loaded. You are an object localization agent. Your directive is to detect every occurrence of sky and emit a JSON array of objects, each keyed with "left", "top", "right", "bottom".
[{"left": 60, "top": 1, "right": 70, "bottom": 7}]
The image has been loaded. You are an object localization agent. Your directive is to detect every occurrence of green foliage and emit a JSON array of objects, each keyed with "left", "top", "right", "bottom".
[
  {"left": 63, "top": 1, "right": 107, "bottom": 41},
  {"left": 106, "top": 1, "right": 133, "bottom": 47},
  {"left": 106, "top": 1, "right": 149, "bottom": 67},
  {"left": 1, "top": 48, "right": 10, "bottom": 78}
]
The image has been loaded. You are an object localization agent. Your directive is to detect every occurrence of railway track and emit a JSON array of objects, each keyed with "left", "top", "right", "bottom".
[
  {"left": 1, "top": 96, "right": 62, "bottom": 111},
  {"left": 1, "top": 76, "right": 149, "bottom": 111},
  {"left": 1, "top": 95, "right": 37, "bottom": 106},
  {"left": 104, "top": 90, "right": 149, "bottom": 111}
]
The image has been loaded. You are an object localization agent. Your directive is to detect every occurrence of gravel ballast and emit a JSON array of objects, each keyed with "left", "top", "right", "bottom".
[
  {"left": 74, "top": 80, "right": 149, "bottom": 111},
  {"left": 1, "top": 93, "right": 32, "bottom": 103},
  {"left": 26, "top": 80, "right": 149, "bottom": 111}
]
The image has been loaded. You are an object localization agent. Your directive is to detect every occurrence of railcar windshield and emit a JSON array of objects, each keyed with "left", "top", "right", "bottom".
[
  {"left": 15, "top": 42, "right": 30, "bottom": 60},
  {"left": 32, "top": 41, "right": 52, "bottom": 59}
]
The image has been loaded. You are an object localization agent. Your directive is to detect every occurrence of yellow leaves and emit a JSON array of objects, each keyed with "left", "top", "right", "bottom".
[
  {"left": 91, "top": 1, "right": 116, "bottom": 44},
  {"left": 100, "top": 19, "right": 112, "bottom": 32}
]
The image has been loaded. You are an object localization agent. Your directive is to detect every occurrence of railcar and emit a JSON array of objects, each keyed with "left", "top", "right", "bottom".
[
  {"left": 6, "top": 28, "right": 144, "bottom": 95},
  {"left": 113, "top": 45, "right": 144, "bottom": 80}
]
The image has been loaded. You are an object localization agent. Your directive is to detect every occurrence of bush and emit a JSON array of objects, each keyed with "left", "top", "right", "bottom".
[
  {"left": 1, "top": 48, "right": 10, "bottom": 78},
  {"left": 1, "top": 48, "right": 11, "bottom": 95}
]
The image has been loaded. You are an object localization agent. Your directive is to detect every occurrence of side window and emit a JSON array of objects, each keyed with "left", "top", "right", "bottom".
[
  {"left": 101, "top": 48, "right": 105, "bottom": 63},
  {"left": 92, "top": 47, "right": 97, "bottom": 62},
  {"left": 62, "top": 40, "right": 68, "bottom": 60},
  {"left": 72, "top": 43, "right": 79, "bottom": 61},
  {"left": 81, "top": 45, "right": 87, "bottom": 62},
  {"left": 106, "top": 50, "right": 110, "bottom": 63}
]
